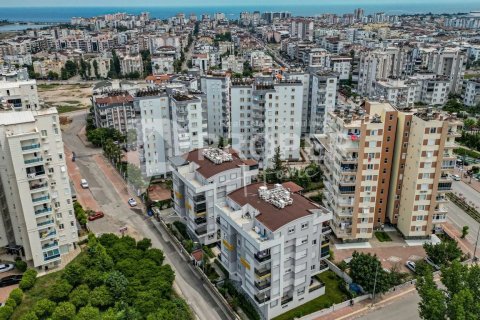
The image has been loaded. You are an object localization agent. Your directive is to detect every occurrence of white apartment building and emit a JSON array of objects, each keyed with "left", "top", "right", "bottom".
[
  {"left": 330, "top": 56, "right": 352, "bottom": 81},
  {"left": 250, "top": 51, "right": 273, "bottom": 71},
  {"left": 200, "top": 76, "right": 231, "bottom": 143},
  {"left": 307, "top": 48, "right": 330, "bottom": 68},
  {"left": 222, "top": 55, "right": 244, "bottom": 74},
  {"left": 92, "top": 92, "right": 136, "bottom": 134},
  {"left": 135, "top": 89, "right": 206, "bottom": 177},
  {"left": 230, "top": 79, "right": 303, "bottom": 167},
  {"left": 151, "top": 55, "right": 174, "bottom": 75},
  {"left": 192, "top": 54, "right": 210, "bottom": 75},
  {"left": 373, "top": 79, "right": 416, "bottom": 109},
  {"left": 463, "top": 79, "right": 480, "bottom": 107},
  {"left": 308, "top": 72, "right": 338, "bottom": 135},
  {"left": 217, "top": 182, "right": 332, "bottom": 319},
  {"left": 119, "top": 54, "right": 143, "bottom": 75},
  {"left": 0, "top": 70, "right": 40, "bottom": 111},
  {"left": 87, "top": 56, "right": 111, "bottom": 79},
  {"left": 290, "top": 19, "right": 314, "bottom": 41},
  {"left": 171, "top": 148, "right": 258, "bottom": 245},
  {"left": 0, "top": 109, "right": 78, "bottom": 269}
]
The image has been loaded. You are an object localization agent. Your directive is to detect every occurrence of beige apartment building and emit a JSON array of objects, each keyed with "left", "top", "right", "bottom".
[{"left": 319, "top": 101, "right": 462, "bottom": 241}]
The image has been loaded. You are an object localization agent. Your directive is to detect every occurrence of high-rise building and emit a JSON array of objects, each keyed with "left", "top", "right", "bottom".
[
  {"left": 92, "top": 92, "right": 136, "bottom": 134},
  {"left": 0, "top": 68, "right": 40, "bottom": 111},
  {"left": 0, "top": 108, "right": 78, "bottom": 269},
  {"left": 463, "top": 78, "right": 480, "bottom": 107},
  {"left": 217, "top": 182, "right": 332, "bottom": 319},
  {"left": 319, "top": 101, "right": 461, "bottom": 241},
  {"left": 171, "top": 148, "right": 259, "bottom": 245},
  {"left": 200, "top": 75, "right": 231, "bottom": 143},
  {"left": 230, "top": 79, "right": 303, "bottom": 167}
]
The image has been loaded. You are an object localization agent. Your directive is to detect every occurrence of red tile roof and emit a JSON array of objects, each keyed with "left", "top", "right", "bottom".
[
  {"left": 95, "top": 94, "right": 133, "bottom": 105},
  {"left": 228, "top": 182, "right": 320, "bottom": 231}
]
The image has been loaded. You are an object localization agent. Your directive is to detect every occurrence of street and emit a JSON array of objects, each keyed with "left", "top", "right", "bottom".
[
  {"left": 355, "top": 290, "right": 421, "bottom": 320},
  {"left": 62, "top": 111, "right": 228, "bottom": 320}
]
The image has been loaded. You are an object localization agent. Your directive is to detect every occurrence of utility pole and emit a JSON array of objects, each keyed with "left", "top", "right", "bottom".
[{"left": 371, "top": 263, "right": 379, "bottom": 306}]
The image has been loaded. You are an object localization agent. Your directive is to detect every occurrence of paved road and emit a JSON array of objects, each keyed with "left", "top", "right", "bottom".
[
  {"left": 355, "top": 291, "right": 421, "bottom": 320},
  {"left": 62, "top": 112, "right": 228, "bottom": 320},
  {"left": 452, "top": 180, "right": 480, "bottom": 205},
  {"left": 447, "top": 201, "right": 480, "bottom": 245}
]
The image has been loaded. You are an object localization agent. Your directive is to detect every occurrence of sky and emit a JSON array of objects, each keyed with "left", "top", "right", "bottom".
[{"left": 0, "top": 0, "right": 477, "bottom": 7}]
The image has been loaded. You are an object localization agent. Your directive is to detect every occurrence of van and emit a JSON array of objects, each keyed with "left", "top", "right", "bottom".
[{"left": 80, "top": 179, "right": 89, "bottom": 189}]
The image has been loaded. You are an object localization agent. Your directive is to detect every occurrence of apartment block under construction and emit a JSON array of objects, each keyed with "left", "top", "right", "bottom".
[{"left": 318, "top": 101, "right": 462, "bottom": 241}]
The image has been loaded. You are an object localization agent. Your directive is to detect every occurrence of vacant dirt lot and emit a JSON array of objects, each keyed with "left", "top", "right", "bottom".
[{"left": 38, "top": 83, "right": 92, "bottom": 113}]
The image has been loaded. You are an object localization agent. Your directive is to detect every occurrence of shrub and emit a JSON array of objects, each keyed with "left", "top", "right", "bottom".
[
  {"left": 33, "top": 299, "right": 57, "bottom": 318},
  {"left": 19, "top": 268, "right": 38, "bottom": 290},
  {"left": 49, "top": 279, "right": 73, "bottom": 302},
  {"left": 9, "top": 288, "right": 23, "bottom": 305},
  {"left": 0, "top": 305, "right": 14, "bottom": 319},
  {"left": 20, "top": 311, "right": 39, "bottom": 320},
  {"left": 15, "top": 260, "right": 28, "bottom": 272},
  {"left": 51, "top": 302, "right": 76, "bottom": 320},
  {"left": 5, "top": 297, "right": 17, "bottom": 309}
]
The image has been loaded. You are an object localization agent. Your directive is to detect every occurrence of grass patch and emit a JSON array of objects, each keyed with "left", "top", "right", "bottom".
[
  {"left": 454, "top": 147, "right": 480, "bottom": 160},
  {"left": 374, "top": 231, "right": 393, "bottom": 242},
  {"left": 464, "top": 73, "right": 480, "bottom": 80},
  {"left": 37, "top": 83, "right": 60, "bottom": 90},
  {"left": 62, "top": 100, "right": 82, "bottom": 105},
  {"left": 56, "top": 105, "right": 85, "bottom": 113},
  {"left": 273, "top": 271, "right": 348, "bottom": 320}
]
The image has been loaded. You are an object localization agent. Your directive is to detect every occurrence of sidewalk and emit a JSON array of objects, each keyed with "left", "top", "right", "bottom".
[
  {"left": 315, "top": 284, "right": 417, "bottom": 320},
  {"left": 443, "top": 222, "right": 476, "bottom": 258}
]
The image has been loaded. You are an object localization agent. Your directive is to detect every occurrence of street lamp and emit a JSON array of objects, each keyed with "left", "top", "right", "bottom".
[
  {"left": 371, "top": 262, "right": 379, "bottom": 306},
  {"left": 473, "top": 226, "right": 480, "bottom": 263}
]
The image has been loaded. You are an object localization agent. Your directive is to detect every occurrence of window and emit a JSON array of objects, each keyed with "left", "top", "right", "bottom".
[
  {"left": 288, "top": 226, "right": 295, "bottom": 234},
  {"left": 58, "top": 223, "right": 64, "bottom": 230},
  {"left": 429, "top": 128, "right": 437, "bottom": 134},
  {"left": 301, "top": 222, "right": 308, "bottom": 230}
]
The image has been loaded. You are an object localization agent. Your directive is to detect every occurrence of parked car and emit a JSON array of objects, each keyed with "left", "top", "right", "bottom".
[
  {"left": 80, "top": 179, "right": 89, "bottom": 189},
  {"left": 0, "top": 264, "right": 14, "bottom": 273},
  {"left": 405, "top": 260, "right": 416, "bottom": 273},
  {"left": 452, "top": 174, "right": 461, "bottom": 181},
  {"left": 88, "top": 211, "right": 104, "bottom": 221},
  {"left": 424, "top": 256, "right": 440, "bottom": 271},
  {"left": 0, "top": 274, "right": 23, "bottom": 287},
  {"left": 128, "top": 198, "right": 137, "bottom": 207}
]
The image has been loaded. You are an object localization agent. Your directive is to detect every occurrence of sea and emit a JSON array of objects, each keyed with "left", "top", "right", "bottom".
[{"left": 0, "top": 3, "right": 478, "bottom": 24}]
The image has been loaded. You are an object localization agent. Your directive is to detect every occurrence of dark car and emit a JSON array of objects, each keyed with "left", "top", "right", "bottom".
[
  {"left": 0, "top": 274, "right": 23, "bottom": 287},
  {"left": 88, "top": 211, "right": 104, "bottom": 221}
]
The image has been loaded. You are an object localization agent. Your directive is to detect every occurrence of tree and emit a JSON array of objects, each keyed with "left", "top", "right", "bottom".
[
  {"left": 63, "top": 262, "right": 86, "bottom": 286},
  {"left": 349, "top": 251, "right": 392, "bottom": 294},
  {"left": 145, "top": 248, "right": 165, "bottom": 266},
  {"left": 136, "top": 238, "right": 152, "bottom": 251},
  {"left": 423, "top": 240, "right": 463, "bottom": 267},
  {"left": 93, "top": 60, "right": 100, "bottom": 79},
  {"left": 74, "top": 305, "right": 101, "bottom": 320},
  {"left": 461, "top": 226, "right": 469, "bottom": 239},
  {"left": 19, "top": 268, "right": 38, "bottom": 290},
  {"left": 416, "top": 261, "right": 480, "bottom": 320},
  {"left": 34, "top": 299, "right": 57, "bottom": 318},
  {"left": 0, "top": 305, "right": 14, "bottom": 319},
  {"left": 15, "top": 259, "right": 28, "bottom": 272},
  {"left": 47, "top": 71, "right": 59, "bottom": 80},
  {"left": 21, "top": 311, "right": 39, "bottom": 320},
  {"left": 89, "top": 286, "right": 114, "bottom": 308},
  {"left": 105, "top": 270, "right": 129, "bottom": 300},
  {"left": 49, "top": 279, "right": 73, "bottom": 302},
  {"left": 51, "top": 302, "right": 76, "bottom": 320},
  {"left": 69, "top": 284, "right": 90, "bottom": 308},
  {"left": 10, "top": 288, "right": 23, "bottom": 305},
  {"left": 463, "top": 118, "right": 476, "bottom": 130},
  {"left": 217, "top": 136, "right": 225, "bottom": 148}
]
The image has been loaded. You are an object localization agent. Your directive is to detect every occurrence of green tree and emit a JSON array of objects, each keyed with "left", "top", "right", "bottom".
[
  {"left": 136, "top": 238, "right": 152, "bottom": 251},
  {"left": 416, "top": 270, "right": 447, "bottom": 320},
  {"left": 105, "top": 270, "right": 129, "bottom": 299},
  {"left": 463, "top": 118, "right": 476, "bottom": 130},
  {"left": 19, "top": 268, "right": 38, "bottom": 290},
  {"left": 423, "top": 240, "right": 463, "bottom": 267},
  {"left": 0, "top": 305, "right": 14, "bottom": 319},
  {"left": 49, "top": 279, "right": 73, "bottom": 302},
  {"left": 89, "top": 286, "right": 114, "bottom": 308},
  {"left": 69, "top": 284, "right": 90, "bottom": 308},
  {"left": 349, "top": 251, "right": 392, "bottom": 294},
  {"left": 10, "top": 288, "right": 23, "bottom": 305},
  {"left": 461, "top": 226, "right": 469, "bottom": 239},
  {"left": 51, "top": 302, "right": 76, "bottom": 320},
  {"left": 15, "top": 259, "right": 28, "bottom": 272},
  {"left": 217, "top": 136, "right": 225, "bottom": 148},
  {"left": 63, "top": 262, "right": 86, "bottom": 286},
  {"left": 33, "top": 299, "right": 57, "bottom": 318},
  {"left": 74, "top": 305, "right": 101, "bottom": 320},
  {"left": 21, "top": 311, "right": 39, "bottom": 320},
  {"left": 145, "top": 248, "right": 164, "bottom": 266},
  {"left": 93, "top": 60, "right": 100, "bottom": 79}
]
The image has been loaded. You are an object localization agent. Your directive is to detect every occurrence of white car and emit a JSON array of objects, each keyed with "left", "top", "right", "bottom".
[
  {"left": 128, "top": 198, "right": 137, "bottom": 207},
  {"left": 406, "top": 260, "right": 416, "bottom": 273},
  {"left": 0, "top": 264, "right": 14, "bottom": 273},
  {"left": 80, "top": 179, "right": 89, "bottom": 189},
  {"left": 452, "top": 174, "right": 461, "bottom": 181}
]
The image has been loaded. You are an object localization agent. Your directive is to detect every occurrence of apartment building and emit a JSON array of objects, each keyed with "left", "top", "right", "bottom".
[
  {"left": 388, "top": 108, "right": 462, "bottom": 237},
  {"left": 319, "top": 101, "right": 461, "bottom": 241},
  {"left": 119, "top": 54, "right": 143, "bottom": 75},
  {"left": 151, "top": 55, "right": 174, "bottom": 75},
  {"left": 330, "top": 56, "right": 352, "bottom": 80},
  {"left": 171, "top": 148, "right": 259, "bottom": 245},
  {"left": 92, "top": 92, "right": 136, "bottom": 134},
  {"left": 135, "top": 88, "right": 206, "bottom": 177},
  {"left": 0, "top": 109, "right": 78, "bottom": 269},
  {"left": 290, "top": 19, "right": 314, "bottom": 41},
  {"left": 308, "top": 72, "right": 338, "bottom": 135},
  {"left": 222, "top": 55, "right": 244, "bottom": 74},
  {"left": 250, "top": 51, "right": 273, "bottom": 71},
  {"left": 463, "top": 78, "right": 480, "bottom": 107},
  {"left": 230, "top": 79, "right": 303, "bottom": 167},
  {"left": 200, "top": 75, "right": 231, "bottom": 143},
  {"left": 373, "top": 79, "right": 416, "bottom": 109},
  {"left": 216, "top": 182, "right": 332, "bottom": 319},
  {"left": 0, "top": 69, "right": 39, "bottom": 111}
]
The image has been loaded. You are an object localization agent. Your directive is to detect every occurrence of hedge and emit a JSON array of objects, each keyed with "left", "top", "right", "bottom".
[{"left": 19, "top": 269, "right": 38, "bottom": 290}]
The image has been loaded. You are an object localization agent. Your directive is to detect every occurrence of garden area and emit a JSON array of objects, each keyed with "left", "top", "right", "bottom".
[
  {"left": 272, "top": 271, "right": 349, "bottom": 320},
  {"left": 4, "top": 234, "right": 192, "bottom": 320},
  {"left": 374, "top": 231, "right": 392, "bottom": 242}
]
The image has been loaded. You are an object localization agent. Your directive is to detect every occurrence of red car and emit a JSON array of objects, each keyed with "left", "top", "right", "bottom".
[{"left": 88, "top": 211, "right": 104, "bottom": 221}]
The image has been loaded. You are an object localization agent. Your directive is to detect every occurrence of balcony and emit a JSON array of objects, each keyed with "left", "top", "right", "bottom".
[
  {"left": 254, "top": 251, "right": 271, "bottom": 263},
  {"left": 309, "top": 277, "right": 325, "bottom": 293},
  {"left": 432, "top": 214, "right": 447, "bottom": 223},
  {"left": 42, "top": 241, "right": 59, "bottom": 250},
  {"left": 436, "top": 196, "right": 448, "bottom": 203},
  {"left": 37, "top": 219, "right": 55, "bottom": 229},
  {"left": 24, "top": 157, "right": 44, "bottom": 166},
  {"left": 195, "top": 226, "right": 207, "bottom": 236},
  {"left": 35, "top": 207, "right": 52, "bottom": 216},
  {"left": 216, "top": 217, "right": 220, "bottom": 224},
  {"left": 39, "top": 230, "right": 57, "bottom": 241},
  {"left": 26, "top": 170, "right": 46, "bottom": 180},
  {"left": 21, "top": 143, "right": 41, "bottom": 151},
  {"left": 281, "top": 296, "right": 293, "bottom": 305},
  {"left": 193, "top": 195, "right": 206, "bottom": 202},
  {"left": 255, "top": 280, "right": 271, "bottom": 290},
  {"left": 194, "top": 217, "right": 207, "bottom": 225},
  {"left": 254, "top": 293, "right": 270, "bottom": 304},
  {"left": 254, "top": 267, "right": 271, "bottom": 278},
  {"left": 44, "top": 248, "right": 61, "bottom": 262},
  {"left": 32, "top": 195, "right": 50, "bottom": 203},
  {"left": 438, "top": 183, "right": 452, "bottom": 191},
  {"left": 321, "top": 224, "right": 332, "bottom": 234},
  {"left": 30, "top": 182, "right": 49, "bottom": 191}
]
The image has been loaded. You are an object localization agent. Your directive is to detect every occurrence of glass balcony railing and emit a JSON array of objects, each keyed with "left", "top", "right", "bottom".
[
  {"left": 37, "top": 219, "right": 54, "bottom": 228},
  {"left": 32, "top": 195, "right": 50, "bottom": 203},
  {"left": 39, "top": 230, "right": 57, "bottom": 240},
  {"left": 35, "top": 207, "right": 52, "bottom": 215},
  {"left": 44, "top": 254, "right": 61, "bottom": 261},
  {"left": 21, "top": 143, "right": 41, "bottom": 151},
  {"left": 30, "top": 183, "right": 48, "bottom": 191},
  {"left": 24, "top": 157, "right": 43, "bottom": 165},
  {"left": 42, "top": 241, "right": 59, "bottom": 250}
]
